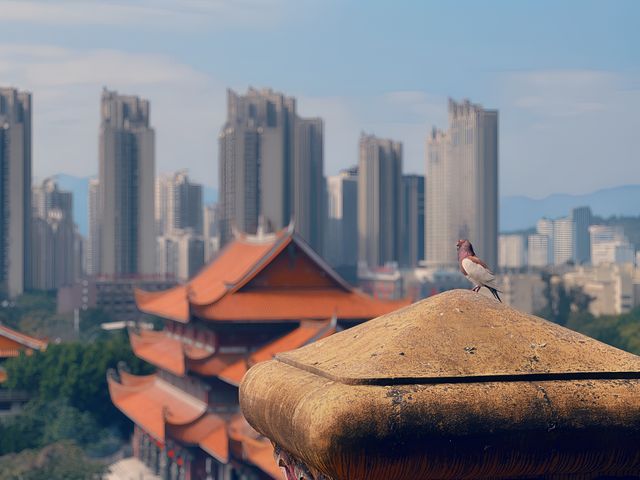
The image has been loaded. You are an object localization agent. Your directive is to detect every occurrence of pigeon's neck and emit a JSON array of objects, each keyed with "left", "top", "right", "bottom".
[{"left": 458, "top": 248, "right": 473, "bottom": 261}]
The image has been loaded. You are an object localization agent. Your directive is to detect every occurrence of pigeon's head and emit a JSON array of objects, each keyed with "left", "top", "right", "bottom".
[{"left": 456, "top": 239, "right": 475, "bottom": 257}]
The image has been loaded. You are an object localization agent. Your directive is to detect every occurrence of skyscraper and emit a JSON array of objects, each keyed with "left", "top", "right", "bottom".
[
  {"left": 218, "top": 88, "right": 324, "bottom": 252},
  {"left": 98, "top": 88, "right": 155, "bottom": 276},
  {"left": 498, "top": 234, "right": 526, "bottom": 270},
  {"left": 326, "top": 167, "right": 358, "bottom": 274},
  {"left": 400, "top": 174, "right": 425, "bottom": 267},
  {"left": 553, "top": 217, "right": 573, "bottom": 265},
  {"left": 358, "top": 133, "right": 402, "bottom": 268},
  {"left": 156, "top": 170, "right": 203, "bottom": 236},
  {"left": 86, "top": 178, "right": 100, "bottom": 276},
  {"left": 0, "top": 87, "right": 31, "bottom": 297},
  {"left": 30, "top": 178, "right": 76, "bottom": 289},
  {"left": 571, "top": 206, "right": 592, "bottom": 264},
  {"left": 425, "top": 99, "right": 498, "bottom": 269}
]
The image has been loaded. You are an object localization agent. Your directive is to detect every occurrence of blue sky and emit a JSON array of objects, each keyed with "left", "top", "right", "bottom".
[{"left": 0, "top": 0, "right": 638, "bottom": 197}]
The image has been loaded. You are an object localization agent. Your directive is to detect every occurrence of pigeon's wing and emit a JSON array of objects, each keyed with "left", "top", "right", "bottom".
[{"left": 461, "top": 257, "right": 499, "bottom": 288}]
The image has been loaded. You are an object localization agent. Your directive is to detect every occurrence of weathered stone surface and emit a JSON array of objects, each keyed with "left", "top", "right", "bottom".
[{"left": 240, "top": 290, "right": 640, "bottom": 479}]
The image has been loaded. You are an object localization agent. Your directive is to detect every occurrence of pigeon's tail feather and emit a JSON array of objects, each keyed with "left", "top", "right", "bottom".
[{"left": 487, "top": 286, "right": 502, "bottom": 303}]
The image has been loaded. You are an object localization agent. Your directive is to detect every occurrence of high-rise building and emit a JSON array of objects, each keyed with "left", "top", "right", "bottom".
[
  {"left": 425, "top": 99, "right": 498, "bottom": 269},
  {"left": 218, "top": 88, "right": 324, "bottom": 252},
  {"left": 30, "top": 178, "right": 76, "bottom": 290},
  {"left": 326, "top": 168, "right": 358, "bottom": 273},
  {"left": 498, "top": 234, "right": 526, "bottom": 270},
  {"left": 156, "top": 170, "right": 203, "bottom": 236},
  {"left": 156, "top": 232, "right": 205, "bottom": 282},
  {"left": 0, "top": 87, "right": 31, "bottom": 298},
  {"left": 571, "top": 206, "right": 592, "bottom": 264},
  {"left": 553, "top": 217, "right": 574, "bottom": 265},
  {"left": 86, "top": 178, "right": 100, "bottom": 276},
  {"left": 400, "top": 174, "right": 425, "bottom": 267},
  {"left": 98, "top": 88, "right": 155, "bottom": 276},
  {"left": 527, "top": 234, "right": 550, "bottom": 268},
  {"left": 536, "top": 218, "right": 555, "bottom": 265},
  {"left": 203, "top": 203, "right": 220, "bottom": 262},
  {"left": 358, "top": 134, "right": 402, "bottom": 268}
]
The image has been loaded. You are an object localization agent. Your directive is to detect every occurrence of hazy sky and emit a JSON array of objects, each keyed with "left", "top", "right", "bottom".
[{"left": 0, "top": 0, "right": 638, "bottom": 197}]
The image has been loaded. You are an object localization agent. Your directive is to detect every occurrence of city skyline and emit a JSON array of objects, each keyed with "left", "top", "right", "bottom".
[{"left": 0, "top": 1, "right": 638, "bottom": 198}]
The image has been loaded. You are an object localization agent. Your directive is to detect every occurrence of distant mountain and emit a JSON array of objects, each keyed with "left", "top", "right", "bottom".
[
  {"left": 53, "top": 174, "right": 218, "bottom": 237},
  {"left": 500, "top": 185, "right": 640, "bottom": 232}
]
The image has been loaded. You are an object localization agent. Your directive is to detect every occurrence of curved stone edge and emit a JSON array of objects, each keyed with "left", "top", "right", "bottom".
[{"left": 241, "top": 360, "right": 640, "bottom": 480}]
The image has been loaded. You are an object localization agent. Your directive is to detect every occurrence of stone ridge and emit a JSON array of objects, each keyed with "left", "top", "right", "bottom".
[{"left": 275, "top": 289, "right": 640, "bottom": 384}]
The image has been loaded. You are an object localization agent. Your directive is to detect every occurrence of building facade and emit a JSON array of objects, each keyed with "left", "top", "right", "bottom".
[
  {"left": 571, "top": 206, "right": 592, "bottom": 264},
  {"left": 30, "top": 178, "right": 76, "bottom": 290},
  {"left": 218, "top": 88, "right": 324, "bottom": 253},
  {"left": 498, "top": 234, "right": 526, "bottom": 270},
  {"left": 325, "top": 168, "right": 358, "bottom": 276},
  {"left": 400, "top": 174, "right": 425, "bottom": 268},
  {"left": 156, "top": 171, "right": 203, "bottom": 236},
  {"left": 0, "top": 87, "right": 31, "bottom": 297},
  {"left": 98, "top": 88, "right": 155, "bottom": 276},
  {"left": 590, "top": 225, "right": 635, "bottom": 266},
  {"left": 553, "top": 217, "right": 574, "bottom": 265},
  {"left": 425, "top": 99, "right": 498, "bottom": 270},
  {"left": 358, "top": 134, "right": 402, "bottom": 268}
]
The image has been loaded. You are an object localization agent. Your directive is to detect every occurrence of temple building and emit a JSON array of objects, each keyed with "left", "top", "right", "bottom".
[{"left": 108, "top": 226, "right": 407, "bottom": 479}]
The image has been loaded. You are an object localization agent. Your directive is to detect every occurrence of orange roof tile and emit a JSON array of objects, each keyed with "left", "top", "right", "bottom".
[
  {"left": 129, "top": 330, "right": 185, "bottom": 377},
  {"left": 134, "top": 285, "right": 190, "bottom": 323},
  {"left": 188, "top": 353, "right": 245, "bottom": 377},
  {"left": 108, "top": 372, "right": 206, "bottom": 441},
  {"left": 219, "top": 320, "right": 335, "bottom": 386},
  {"left": 0, "top": 325, "right": 47, "bottom": 352},
  {"left": 198, "top": 423, "right": 229, "bottom": 463},
  {"left": 228, "top": 415, "right": 281, "bottom": 479},
  {"left": 194, "top": 290, "right": 410, "bottom": 322}
]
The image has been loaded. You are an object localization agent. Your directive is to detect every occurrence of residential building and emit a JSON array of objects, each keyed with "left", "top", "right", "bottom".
[
  {"left": 527, "top": 234, "right": 551, "bottom": 268},
  {"left": 590, "top": 225, "right": 635, "bottom": 266},
  {"left": 553, "top": 217, "right": 574, "bottom": 265},
  {"left": 498, "top": 234, "right": 526, "bottom": 270},
  {"left": 98, "top": 88, "right": 155, "bottom": 276},
  {"left": 400, "top": 174, "right": 425, "bottom": 268},
  {"left": 218, "top": 88, "right": 324, "bottom": 253},
  {"left": 86, "top": 178, "right": 100, "bottom": 275},
  {"left": 30, "top": 178, "right": 76, "bottom": 290},
  {"left": 571, "top": 206, "right": 592, "bottom": 264},
  {"left": 203, "top": 203, "right": 220, "bottom": 262},
  {"left": 563, "top": 264, "right": 636, "bottom": 316},
  {"left": 156, "top": 171, "right": 203, "bottom": 236},
  {"left": 500, "top": 273, "right": 547, "bottom": 314},
  {"left": 156, "top": 232, "right": 205, "bottom": 282},
  {"left": 325, "top": 168, "right": 358, "bottom": 276},
  {"left": 0, "top": 87, "right": 31, "bottom": 297},
  {"left": 425, "top": 99, "right": 498, "bottom": 270},
  {"left": 358, "top": 133, "right": 402, "bottom": 268}
]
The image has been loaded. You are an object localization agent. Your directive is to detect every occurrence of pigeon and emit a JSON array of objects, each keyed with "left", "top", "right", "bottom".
[{"left": 456, "top": 239, "right": 502, "bottom": 302}]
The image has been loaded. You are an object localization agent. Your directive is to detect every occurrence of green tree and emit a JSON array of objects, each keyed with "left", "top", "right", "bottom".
[{"left": 0, "top": 441, "right": 105, "bottom": 480}]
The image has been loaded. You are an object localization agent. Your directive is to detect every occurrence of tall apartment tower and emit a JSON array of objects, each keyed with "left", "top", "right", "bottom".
[
  {"left": 326, "top": 167, "right": 358, "bottom": 275},
  {"left": 31, "top": 178, "right": 76, "bottom": 290},
  {"left": 571, "top": 206, "right": 592, "bottom": 264},
  {"left": 425, "top": 99, "right": 498, "bottom": 270},
  {"left": 86, "top": 178, "right": 100, "bottom": 275},
  {"left": 400, "top": 174, "right": 425, "bottom": 267},
  {"left": 98, "top": 88, "right": 155, "bottom": 276},
  {"left": 218, "top": 88, "right": 324, "bottom": 252},
  {"left": 156, "top": 170, "right": 203, "bottom": 236},
  {"left": 553, "top": 217, "right": 574, "bottom": 265},
  {"left": 0, "top": 87, "right": 31, "bottom": 297},
  {"left": 358, "top": 134, "right": 402, "bottom": 268}
]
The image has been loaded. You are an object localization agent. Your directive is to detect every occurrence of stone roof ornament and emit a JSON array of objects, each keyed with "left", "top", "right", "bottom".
[{"left": 240, "top": 289, "right": 640, "bottom": 479}]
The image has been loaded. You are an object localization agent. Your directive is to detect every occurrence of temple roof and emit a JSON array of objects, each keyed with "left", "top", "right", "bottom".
[
  {"left": 0, "top": 324, "right": 47, "bottom": 358},
  {"left": 240, "top": 290, "right": 640, "bottom": 479},
  {"left": 108, "top": 368, "right": 280, "bottom": 477},
  {"left": 135, "top": 227, "right": 407, "bottom": 323}
]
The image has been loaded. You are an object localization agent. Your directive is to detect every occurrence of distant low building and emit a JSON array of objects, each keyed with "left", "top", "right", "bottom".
[
  {"left": 563, "top": 264, "right": 638, "bottom": 316},
  {"left": 528, "top": 234, "right": 551, "bottom": 268},
  {"left": 358, "top": 263, "right": 404, "bottom": 300},
  {"left": 405, "top": 266, "right": 469, "bottom": 300},
  {"left": 500, "top": 273, "right": 547, "bottom": 314},
  {"left": 590, "top": 225, "right": 635, "bottom": 266}
]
